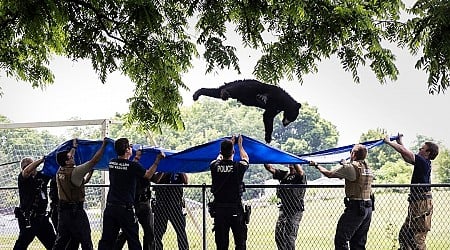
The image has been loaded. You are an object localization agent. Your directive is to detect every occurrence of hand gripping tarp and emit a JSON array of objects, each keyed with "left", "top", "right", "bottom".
[{"left": 42, "top": 135, "right": 399, "bottom": 176}]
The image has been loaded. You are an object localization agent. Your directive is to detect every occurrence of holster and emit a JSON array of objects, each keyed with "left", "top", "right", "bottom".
[
  {"left": 14, "top": 207, "right": 31, "bottom": 228},
  {"left": 244, "top": 205, "right": 251, "bottom": 224},
  {"left": 150, "top": 199, "right": 156, "bottom": 210},
  {"left": 370, "top": 193, "right": 375, "bottom": 211},
  {"left": 344, "top": 198, "right": 372, "bottom": 216},
  {"left": 207, "top": 201, "right": 216, "bottom": 218}
]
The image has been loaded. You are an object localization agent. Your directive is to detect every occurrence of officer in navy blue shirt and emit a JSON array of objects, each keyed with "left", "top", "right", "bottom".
[
  {"left": 209, "top": 135, "right": 249, "bottom": 250},
  {"left": 114, "top": 173, "right": 159, "bottom": 250},
  {"left": 384, "top": 134, "right": 439, "bottom": 250},
  {"left": 14, "top": 157, "right": 56, "bottom": 250},
  {"left": 98, "top": 138, "right": 165, "bottom": 250}
]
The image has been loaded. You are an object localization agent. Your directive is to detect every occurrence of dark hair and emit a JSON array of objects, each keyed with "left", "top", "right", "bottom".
[
  {"left": 220, "top": 139, "right": 234, "bottom": 158},
  {"left": 20, "top": 158, "right": 33, "bottom": 170},
  {"left": 352, "top": 144, "right": 367, "bottom": 161},
  {"left": 425, "top": 142, "right": 439, "bottom": 160},
  {"left": 115, "top": 138, "right": 130, "bottom": 156},
  {"left": 56, "top": 150, "right": 70, "bottom": 167}
]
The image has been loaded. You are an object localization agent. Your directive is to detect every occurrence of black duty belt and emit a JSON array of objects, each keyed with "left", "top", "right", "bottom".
[
  {"left": 213, "top": 202, "right": 242, "bottom": 208},
  {"left": 345, "top": 198, "right": 372, "bottom": 208},
  {"left": 58, "top": 201, "right": 84, "bottom": 210},
  {"left": 107, "top": 202, "right": 134, "bottom": 209}
]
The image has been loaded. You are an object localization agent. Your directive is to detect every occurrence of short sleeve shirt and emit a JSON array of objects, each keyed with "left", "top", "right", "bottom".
[
  {"left": 210, "top": 159, "right": 249, "bottom": 203},
  {"left": 273, "top": 169, "right": 307, "bottom": 210},
  {"left": 107, "top": 158, "right": 146, "bottom": 204},
  {"left": 154, "top": 173, "right": 184, "bottom": 203},
  {"left": 411, "top": 154, "right": 432, "bottom": 193},
  {"left": 18, "top": 171, "right": 51, "bottom": 213},
  {"left": 331, "top": 164, "right": 356, "bottom": 181}
]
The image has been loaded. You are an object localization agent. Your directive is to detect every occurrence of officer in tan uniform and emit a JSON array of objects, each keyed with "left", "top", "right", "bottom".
[
  {"left": 310, "top": 144, "right": 374, "bottom": 250},
  {"left": 53, "top": 138, "right": 108, "bottom": 250}
]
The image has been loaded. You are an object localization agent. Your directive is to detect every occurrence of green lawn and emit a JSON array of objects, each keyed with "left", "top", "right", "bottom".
[{"left": 2, "top": 189, "right": 449, "bottom": 249}]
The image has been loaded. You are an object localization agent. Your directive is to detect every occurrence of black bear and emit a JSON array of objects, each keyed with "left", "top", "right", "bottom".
[{"left": 193, "top": 79, "right": 301, "bottom": 143}]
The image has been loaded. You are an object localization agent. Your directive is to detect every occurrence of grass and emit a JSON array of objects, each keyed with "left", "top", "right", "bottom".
[{"left": 2, "top": 189, "right": 449, "bottom": 249}]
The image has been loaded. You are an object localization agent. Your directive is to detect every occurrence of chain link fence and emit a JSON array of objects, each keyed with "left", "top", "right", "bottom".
[{"left": 1, "top": 184, "right": 449, "bottom": 249}]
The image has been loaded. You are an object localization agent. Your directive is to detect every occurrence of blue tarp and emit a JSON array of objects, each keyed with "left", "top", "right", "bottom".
[
  {"left": 42, "top": 135, "right": 308, "bottom": 176},
  {"left": 42, "top": 135, "right": 398, "bottom": 176},
  {"left": 298, "top": 135, "right": 399, "bottom": 164}
]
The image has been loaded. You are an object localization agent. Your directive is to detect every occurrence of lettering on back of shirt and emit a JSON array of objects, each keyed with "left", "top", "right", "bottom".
[
  {"left": 109, "top": 161, "right": 129, "bottom": 171},
  {"left": 362, "top": 168, "right": 373, "bottom": 176},
  {"left": 217, "top": 165, "right": 234, "bottom": 173}
]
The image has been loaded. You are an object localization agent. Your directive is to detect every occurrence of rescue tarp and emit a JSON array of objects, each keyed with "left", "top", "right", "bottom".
[
  {"left": 42, "top": 135, "right": 308, "bottom": 176},
  {"left": 42, "top": 135, "right": 398, "bottom": 176}
]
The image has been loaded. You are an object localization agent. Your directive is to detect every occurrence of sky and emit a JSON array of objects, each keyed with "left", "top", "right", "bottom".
[{"left": 1, "top": 13, "right": 449, "bottom": 149}]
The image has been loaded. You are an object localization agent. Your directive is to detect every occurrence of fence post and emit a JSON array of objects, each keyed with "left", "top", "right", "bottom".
[{"left": 202, "top": 183, "right": 207, "bottom": 250}]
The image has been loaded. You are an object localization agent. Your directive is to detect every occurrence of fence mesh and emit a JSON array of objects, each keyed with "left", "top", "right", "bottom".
[{"left": 1, "top": 184, "right": 449, "bottom": 249}]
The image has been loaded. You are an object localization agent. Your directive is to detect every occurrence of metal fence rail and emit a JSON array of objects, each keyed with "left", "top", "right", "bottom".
[{"left": 1, "top": 184, "right": 449, "bottom": 249}]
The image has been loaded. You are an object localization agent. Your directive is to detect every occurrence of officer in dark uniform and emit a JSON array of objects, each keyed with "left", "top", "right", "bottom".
[
  {"left": 311, "top": 144, "right": 374, "bottom": 250},
  {"left": 115, "top": 171, "right": 157, "bottom": 250},
  {"left": 264, "top": 163, "right": 307, "bottom": 250},
  {"left": 49, "top": 176, "right": 80, "bottom": 250},
  {"left": 209, "top": 135, "right": 249, "bottom": 250},
  {"left": 14, "top": 156, "right": 56, "bottom": 250},
  {"left": 98, "top": 138, "right": 165, "bottom": 250},
  {"left": 49, "top": 176, "right": 59, "bottom": 230},
  {"left": 53, "top": 138, "right": 108, "bottom": 250},
  {"left": 153, "top": 172, "right": 189, "bottom": 250}
]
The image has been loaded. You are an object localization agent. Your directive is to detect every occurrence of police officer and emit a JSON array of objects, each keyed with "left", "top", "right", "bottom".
[
  {"left": 384, "top": 134, "right": 438, "bottom": 249},
  {"left": 49, "top": 176, "right": 80, "bottom": 250},
  {"left": 114, "top": 157, "right": 157, "bottom": 250},
  {"left": 310, "top": 144, "right": 374, "bottom": 250},
  {"left": 53, "top": 138, "right": 108, "bottom": 250},
  {"left": 98, "top": 138, "right": 165, "bottom": 250},
  {"left": 153, "top": 172, "right": 189, "bottom": 250},
  {"left": 264, "top": 164, "right": 307, "bottom": 250},
  {"left": 14, "top": 156, "right": 56, "bottom": 250},
  {"left": 209, "top": 134, "right": 249, "bottom": 250}
]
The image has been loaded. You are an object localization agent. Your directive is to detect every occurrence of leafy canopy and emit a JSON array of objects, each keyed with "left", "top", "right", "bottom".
[{"left": 1, "top": 0, "right": 449, "bottom": 133}]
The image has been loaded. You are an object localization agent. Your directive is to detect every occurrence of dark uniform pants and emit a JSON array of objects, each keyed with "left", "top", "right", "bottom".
[
  {"left": 154, "top": 201, "right": 189, "bottom": 250},
  {"left": 213, "top": 206, "right": 247, "bottom": 250},
  {"left": 53, "top": 203, "right": 92, "bottom": 250},
  {"left": 98, "top": 204, "right": 141, "bottom": 250},
  {"left": 275, "top": 208, "right": 303, "bottom": 250},
  {"left": 50, "top": 203, "right": 80, "bottom": 250},
  {"left": 334, "top": 200, "right": 372, "bottom": 250},
  {"left": 115, "top": 202, "right": 155, "bottom": 250},
  {"left": 14, "top": 213, "right": 56, "bottom": 250}
]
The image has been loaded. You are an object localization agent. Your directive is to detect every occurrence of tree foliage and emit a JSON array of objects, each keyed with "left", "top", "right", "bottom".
[
  {"left": 408, "top": 134, "right": 450, "bottom": 184},
  {"left": 0, "top": 115, "right": 63, "bottom": 186},
  {"left": 359, "top": 128, "right": 402, "bottom": 171},
  {"left": 376, "top": 159, "right": 412, "bottom": 184},
  {"left": 399, "top": 0, "right": 450, "bottom": 94},
  {"left": 434, "top": 147, "right": 450, "bottom": 183},
  {"left": 272, "top": 103, "right": 338, "bottom": 153},
  {"left": 152, "top": 100, "right": 339, "bottom": 185},
  {"left": 2, "top": 0, "right": 449, "bottom": 134}
]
